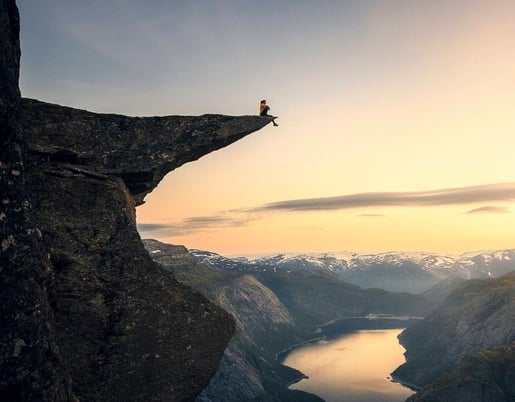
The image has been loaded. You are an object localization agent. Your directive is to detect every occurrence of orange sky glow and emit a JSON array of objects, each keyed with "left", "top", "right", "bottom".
[{"left": 19, "top": 1, "right": 515, "bottom": 256}]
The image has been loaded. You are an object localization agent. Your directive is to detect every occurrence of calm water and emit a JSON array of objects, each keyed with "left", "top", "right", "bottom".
[{"left": 284, "top": 329, "right": 414, "bottom": 402}]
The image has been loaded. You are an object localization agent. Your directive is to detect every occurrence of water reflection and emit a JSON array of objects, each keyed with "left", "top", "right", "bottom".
[{"left": 284, "top": 329, "right": 414, "bottom": 402}]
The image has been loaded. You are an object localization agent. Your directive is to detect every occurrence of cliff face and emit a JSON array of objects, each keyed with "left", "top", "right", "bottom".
[
  {"left": 1, "top": 1, "right": 72, "bottom": 399},
  {"left": 21, "top": 98, "right": 272, "bottom": 205},
  {"left": 0, "top": 2, "right": 275, "bottom": 400},
  {"left": 392, "top": 272, "right": 515, "bottom": 400}
]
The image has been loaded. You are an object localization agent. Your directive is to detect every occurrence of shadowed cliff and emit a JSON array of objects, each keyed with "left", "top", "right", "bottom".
[
  {"left": 392, "top": 272, "right": 515, "bottom": 401},
  {"left": 1, "top": 1, "right": 72, "bottom": 399},
  {"left": 0, "top": 1, "right": 275, "bottom": 400}
]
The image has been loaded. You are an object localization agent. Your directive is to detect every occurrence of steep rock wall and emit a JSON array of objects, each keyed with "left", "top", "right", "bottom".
[
  {"left": 1, "top": 1, "right": 73, "bottom": 399},
  {"left": 0, "top": 2, "right": 275, "bottom": 400}
]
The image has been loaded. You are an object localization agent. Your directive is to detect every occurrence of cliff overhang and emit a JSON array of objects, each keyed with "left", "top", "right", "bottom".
[
  {"left": 22, "top": 97, "right": 275, "bottom": 205},
  {"left": 0, "top": 1, "right": 275, "bottom": 400}
]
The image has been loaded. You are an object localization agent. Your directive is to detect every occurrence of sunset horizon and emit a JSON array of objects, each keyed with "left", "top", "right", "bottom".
[
  {"left": 5, "top": 2, "right": 515, "bottom": 401},
  {"left": 19, "top": 0, "right": 515, "bottom": 256}
]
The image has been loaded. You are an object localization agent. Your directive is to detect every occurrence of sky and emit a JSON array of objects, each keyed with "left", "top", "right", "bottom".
[{"left": 18, "top": 0, "right": 515, "bottom": 256}]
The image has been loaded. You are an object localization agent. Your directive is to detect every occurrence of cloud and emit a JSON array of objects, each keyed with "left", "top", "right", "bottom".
[
  {"left": 139, "top": 183, "right": 515, "bottom": 237},
  {"left": 137, "top": 223, "right": 174, "bottom": 232},
  {"left": 181, "top": 214, "right": 260, "bottom": 230},
  {"left": 467, "top": 206, "right": 510, "bottom": 214},
  {"left": 257, "top": 183, "right": 515, "bottom": 212},
  {"left": 138, "top": 212, "right": 260, "bottom": 237},
  {"left": 137, "top": 223, "right": 184, "bottom": 237}
]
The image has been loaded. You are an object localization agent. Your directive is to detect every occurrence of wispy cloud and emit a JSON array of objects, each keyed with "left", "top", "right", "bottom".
[
  {"left": 139, "top": 183, "right": 515, "bottom": 236},
  {"left": 137, "top": 223, "right": 184, "bottom": 237},
  {"left": 467, "top": 206, "right": 510, "bottom": 214},
  {"left": 137, "top": 223, "right": 174, "bottom": 232},
  {"left": 257, "top": 183, "right": 515, "bottom": 212},
  {"left": 138, "top": 212, "right": 260, "bottom": 237}
]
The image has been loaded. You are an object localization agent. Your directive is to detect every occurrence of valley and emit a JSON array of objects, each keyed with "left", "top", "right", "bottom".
[
  {"left": 144, "top": 239, "right": 515, "bottom": 402},
  {"left": 144, "top": 240, "right": 433, "bottom": 401}
]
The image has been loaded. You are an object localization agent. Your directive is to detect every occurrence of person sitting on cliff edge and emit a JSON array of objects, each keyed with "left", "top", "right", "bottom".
[{"left": 259, "top": 99, "right": 279, "bottom": 126}]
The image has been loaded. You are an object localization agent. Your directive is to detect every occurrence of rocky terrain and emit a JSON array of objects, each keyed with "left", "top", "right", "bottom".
[
  {"left": 0, "top": 2, "right": 275, "bottom": 400},
  {"left": 393, "top": 272, "right": 515, "bottom": 401},
  {"left": 144, "top": 239, "right": 434, "bottom": 402},
  {"left": 192, "top": 249, "right": 515, "bottom": 294},
  {"left": 406, "top": 343, "right": 515, "bottom": 402}
]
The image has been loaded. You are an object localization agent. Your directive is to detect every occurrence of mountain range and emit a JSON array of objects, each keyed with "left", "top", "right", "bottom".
[
  {"left": 148, "top": 241, "right": 515, "bottom": 402},
  {"left": 191, "top": 249, "right": 515, "bottom": 294},
  {"left": 144, "top": 239, "right": 435, "bottom": 401},
  {"left": 4, "top": 1, "right": 512, "bottom": 400}
]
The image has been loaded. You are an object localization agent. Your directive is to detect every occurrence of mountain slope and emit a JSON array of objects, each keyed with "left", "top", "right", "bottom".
[
  {"left": 254, "top": 269, "right": 433, "bottom": 326},
  {"left": 145, "top": 239, "right": 434, "bottom": 402},
  {"left": 419, "top": 277, "right": 466, "bottom": 305},
  {"left": 392, "top": 272, "right": 515, "bottom": 392},
  {"left": 145, "top": 240, "right": 323, "bottom": 402},
  {"left": 407, "top": 343, "right": 515, "bottom": 402}
]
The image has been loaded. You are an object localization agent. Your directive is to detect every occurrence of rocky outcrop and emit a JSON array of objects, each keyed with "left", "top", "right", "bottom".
[
  {"left": 21, "top": 98, "right": 274, "bottom": 205},
  {"left": 214, "top": 274, "right": 294, "bottom": 340},
  {"left": 0, "top": 2, "right": 275, "bottom": 400},
  {"left": 392, "top": 272, "right": 515, "bottom": 394}
]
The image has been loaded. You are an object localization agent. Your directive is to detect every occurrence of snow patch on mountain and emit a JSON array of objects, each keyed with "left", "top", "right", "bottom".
[{"left": 190, "top": 248, "right": 515, "bottom": 293}]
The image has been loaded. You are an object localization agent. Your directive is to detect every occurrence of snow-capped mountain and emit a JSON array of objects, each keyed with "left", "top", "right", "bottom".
[
  {"left": 145, "top": 239, "right": 433, "bottom": 402},
  {"left": 190, "top": 249, "right": 515, "bottom": 294}
]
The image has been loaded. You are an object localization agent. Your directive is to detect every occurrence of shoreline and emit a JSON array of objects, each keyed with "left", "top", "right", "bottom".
[
  {"left": 277, "top": 315, "right": 419, "bottom": 396},
  {"left": 277, "top": 314, "right": 420, "bottom": 364},
  {"left": 285, "top": 373, "right": 309, "bottom": 387},
  {"left": 276, "top": 336, "right": 325, "bottom": 364},
  {"left": 390, "top": 374, "right": 422, "bottom": 392}
]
